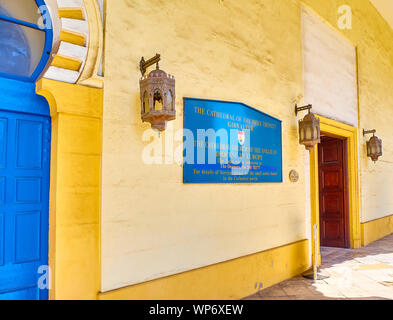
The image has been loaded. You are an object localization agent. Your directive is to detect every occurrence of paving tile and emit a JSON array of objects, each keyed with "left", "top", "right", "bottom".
[
  {"left": 257, "top": 286, "right": 287, "bottom": 298},
  {"left": 243, "top": 296, "right": 268, "bottom": 300},
  {"left": 246, "top": 234, "right": 393, "bottom": 300},
  {"left": 356, "top": 263, "right": 393, "bottom": 271},
  {"left": 281, "top": 283, "right": 318, "bottom": 296},
  {"left": 374, "top": 256, "right": 393, "bottom": 264},
  {"left": 358, "top": 269, "right": 393, "bottom": 282},
  {"left": 311, "top": 283, "right": 346, "bottom": 299},
  {"left": 253, "top": 296, "right": 293, "bottom": 300},
  {"left": 293, "top": 295, "right": 341, "bottom": 300},
  {"left": 380, "top": 281, "right": 393, "bottom": 287},
  {"left": 338, "top": 287, "right": 374, "bottom": 299}
]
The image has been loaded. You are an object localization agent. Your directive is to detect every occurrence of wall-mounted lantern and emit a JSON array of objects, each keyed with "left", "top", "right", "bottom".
[
  {"left": 295, "top": 104, "right": 320, "bottom": 151},
  {"left": 139, "top": 54, "right": 176, "bottom": 131},
  {"left": 363, "top": 129, "right": 382, "bottom": 162}
]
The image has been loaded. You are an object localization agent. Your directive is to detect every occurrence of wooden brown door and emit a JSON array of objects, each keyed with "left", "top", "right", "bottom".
[{"left": 318, "top": 136, "right": 349, "bottom": 248}]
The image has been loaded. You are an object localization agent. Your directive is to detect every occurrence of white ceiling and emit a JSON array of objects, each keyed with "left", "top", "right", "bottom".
[{"left": 370, "top": 0, "right": 393, "bottom": 30}]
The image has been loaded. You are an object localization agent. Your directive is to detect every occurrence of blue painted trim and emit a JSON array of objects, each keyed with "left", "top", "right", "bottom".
[
  {"left": 31, "top": 0, "right": 53, "bottom": 81},
  {"left": 0, "top": 71, "right": 32, "bottom": 83},
  {"left": 0, "top": 14, "right": 42, "bottom": 30},
  {"left": 183, "top": 97, "right": 283, "bottom": 123},
  {"left": 0, "top": 77, "right": 50, "bottom": 117},
  {"left": 0, "top": 0, "right": 53, "bottom": 83}
]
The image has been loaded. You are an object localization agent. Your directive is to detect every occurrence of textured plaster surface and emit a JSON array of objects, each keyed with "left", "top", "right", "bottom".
[{"left": 101, "top": 0, "right": 393, "bottom": 292}]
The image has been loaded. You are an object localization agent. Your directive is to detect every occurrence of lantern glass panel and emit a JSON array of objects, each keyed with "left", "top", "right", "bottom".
[
  {"left": 313, "top": 126, "right": 318, "bottom": 140},
  {"left": 371, "top": 144, "right": 376, "bottom": 154},
  {"left": 300, "top": 127, "right": 304, "bottom": 141},
  {"left": 305, "top": 126, "right": 312, "bottom": 140},
  {"left": 167, "top": 90, "right": 173, "bottom": 111},
  {"left": 153, "top": 91, "right": 163, "bottom": 111}
]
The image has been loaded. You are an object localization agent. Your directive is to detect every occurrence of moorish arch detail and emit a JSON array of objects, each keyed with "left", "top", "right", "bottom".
[{"left": 43, "top": 0, "right": 103, "bottom": 88}]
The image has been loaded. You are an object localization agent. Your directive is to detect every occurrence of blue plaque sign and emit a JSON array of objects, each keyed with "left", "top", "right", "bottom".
[{"left": 183, "top": 98, "right": 283, "bottom": 183}]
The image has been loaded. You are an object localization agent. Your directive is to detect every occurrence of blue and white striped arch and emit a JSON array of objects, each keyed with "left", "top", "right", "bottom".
[
  {"left": 0, "top": 0, "right": 54, "bottom": 82},
  {"left": 0, "top": 0, "right": 104, "bottom": 87},
  {"left": 43, "top": 0, "right": 103, "bottom": 87}
]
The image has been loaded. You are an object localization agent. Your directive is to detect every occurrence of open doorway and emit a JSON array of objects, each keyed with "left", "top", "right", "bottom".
[{"left": 318, "top": 135, "right": 350, "bottom": 248}]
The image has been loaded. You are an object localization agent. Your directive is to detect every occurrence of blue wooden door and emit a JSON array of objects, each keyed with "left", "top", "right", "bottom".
[{"left": 0, "top": 78, "right": 51, "bottom": 300}]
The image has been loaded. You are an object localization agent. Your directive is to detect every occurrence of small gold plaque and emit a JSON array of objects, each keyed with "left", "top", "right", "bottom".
[{"left": 289, "top": 170, "right": 299, "bottom": 183}]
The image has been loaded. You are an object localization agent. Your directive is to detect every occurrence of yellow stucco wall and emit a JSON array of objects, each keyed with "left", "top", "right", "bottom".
[
  {"left": 99, "top": 240, "right": 308, "bottom": 300},
  {"left": 332, "top": 0, "right": 393, "bottom": 224},
  {"left": 298, "top": 1, "right": 393, "bottom": 233},
  {"left": 37, "top": 79, "right": 103, "bottom": 300},
  {"left": 98, "top": 0, "right": 393, "bottom": 299},
  {"left": 296, "top": 1, "right": 393, "bottom": 225},
  {"left": 362, "top": 214, "right": 393, "bottom": 246},
  {"left": 101, "top": 0, "right": 308, "bottom": 293}
]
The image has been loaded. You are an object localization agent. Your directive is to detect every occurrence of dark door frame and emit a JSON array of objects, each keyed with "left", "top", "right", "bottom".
[{"left": 309, "top": 114, "right": 362, "bottom": 270}]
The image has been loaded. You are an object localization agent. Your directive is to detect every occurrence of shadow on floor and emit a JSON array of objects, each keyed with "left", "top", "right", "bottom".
[{"left": 243, "top": 234, "right": 393, "bottom": 300}]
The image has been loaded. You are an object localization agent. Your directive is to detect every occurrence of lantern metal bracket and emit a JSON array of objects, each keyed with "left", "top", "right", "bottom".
[
  {"left": 363, "top": 129, "right": 376, "bottom": 137},
  {"left": 295, "top": 104, "right": 313, "bottom": 116},
  {"left": 140, "top": 53, "right": 161, "bottom": 76}
]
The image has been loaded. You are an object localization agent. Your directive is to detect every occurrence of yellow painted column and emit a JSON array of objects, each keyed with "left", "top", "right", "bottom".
[
  {"left": 309, "top": 145, "right": 321, "bottom": 266},
  {"left": 37, "top": 79, "right": 103, "bottom": 300}
]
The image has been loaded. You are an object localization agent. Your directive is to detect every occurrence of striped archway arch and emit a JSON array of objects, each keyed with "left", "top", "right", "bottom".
[{"left": 43, "top": 0, "right": 103, "bottom": 88}]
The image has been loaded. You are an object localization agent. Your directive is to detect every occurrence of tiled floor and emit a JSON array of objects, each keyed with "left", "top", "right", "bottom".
[{"left": 245, "top": 234, "right": 393, "bottom": 300}]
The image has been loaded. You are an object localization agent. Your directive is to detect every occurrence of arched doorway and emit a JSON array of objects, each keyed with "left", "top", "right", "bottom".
[{"left": 0, "top": 0, "right": 54, "bottom": 300}]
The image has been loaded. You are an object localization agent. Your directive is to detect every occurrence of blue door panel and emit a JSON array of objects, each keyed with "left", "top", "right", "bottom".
[
  {"left": 16, "top": 178, "right": 42, "bottom": 203},
  {"left": 0, "top": 286, "right": 39, "bottom": 300},
  {"left": 0, "top": 177, "right": 4, "bottom": 205},
  {"left": 0, "top": 213, "right": 4, "bottom": 266},
  {"left": 15, "top": 211, "right": 41, "bottom": 263},
  {"left": 0, "top": 117, "right": 7, "bottom": 168},
  {"left": 16, "top": 119, "right": 43, "bottom": 169},
  {"left": 0, "top": 108, "right": 50, "bottom": 300}
]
